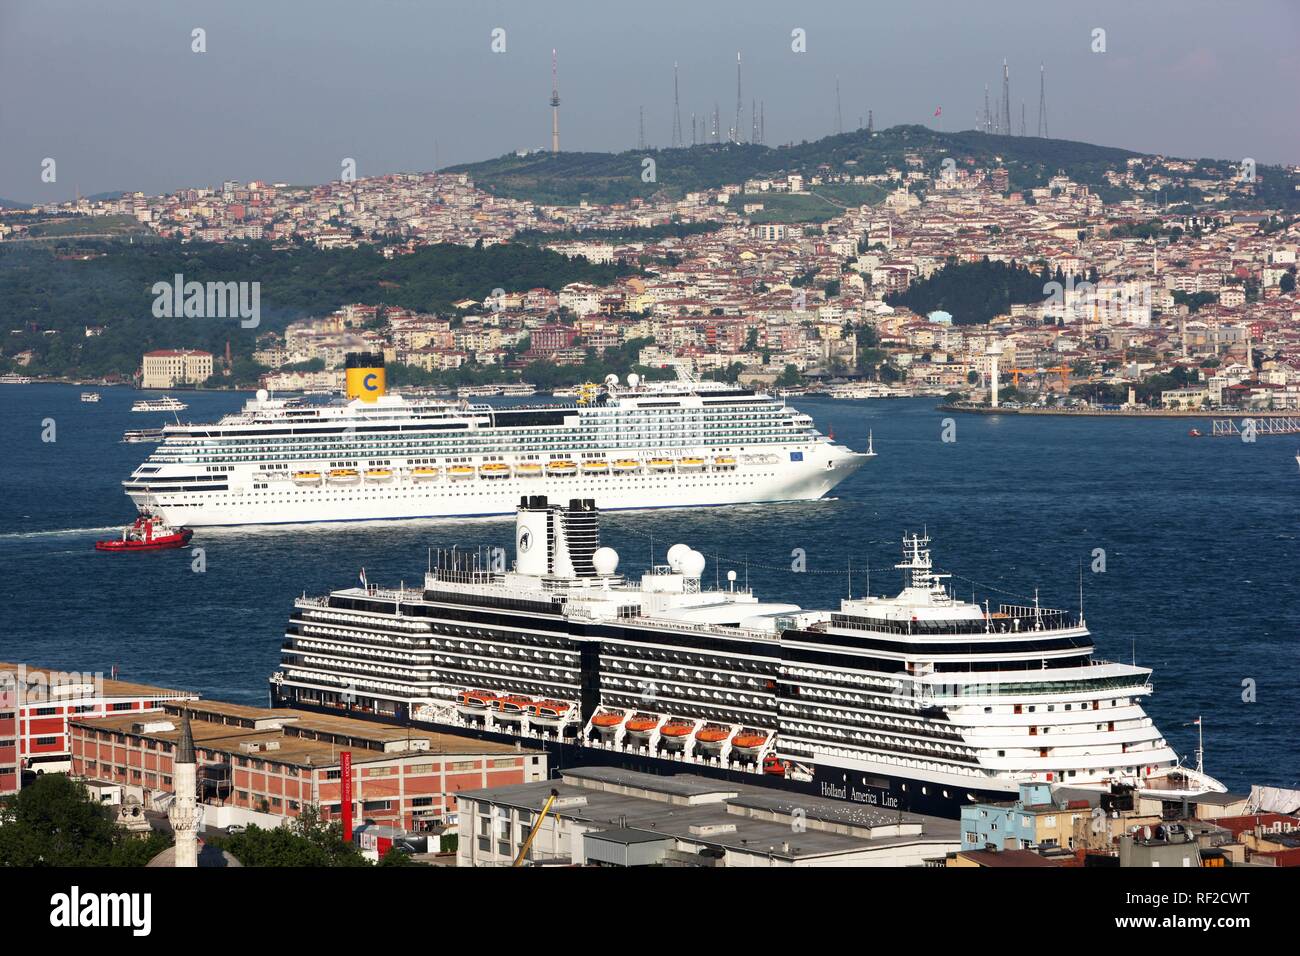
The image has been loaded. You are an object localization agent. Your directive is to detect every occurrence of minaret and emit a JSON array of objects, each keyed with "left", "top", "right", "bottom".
[
  {"left": 986, "top": 341, "right": 1004, "bottom": 407},
  {"left": 549, "top": 50, "right": 561, "bottom": 155},
  {"left": 169, "top": 711, "right": 199, "bottom": 868}
]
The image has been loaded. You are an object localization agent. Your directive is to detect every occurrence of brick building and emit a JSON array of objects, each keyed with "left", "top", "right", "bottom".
[
  {"left": 0, "top": 662, "right": 194, "bottom": 795},
  {"left": 70, "top": 700, "right": 546, "bottom": 832}
]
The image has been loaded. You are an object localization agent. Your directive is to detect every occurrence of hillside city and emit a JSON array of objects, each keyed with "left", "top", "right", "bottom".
[{"left": 5, "top": 144, "right": 1299, "bottom": 410}]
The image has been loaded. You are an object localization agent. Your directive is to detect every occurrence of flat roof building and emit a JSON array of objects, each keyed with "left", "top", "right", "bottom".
[
  {"left": 456, "top": 765, "right": 960, "bottom": 867},
  {"left": 71, "top": 700, "right": 546, "bottom": 833}
]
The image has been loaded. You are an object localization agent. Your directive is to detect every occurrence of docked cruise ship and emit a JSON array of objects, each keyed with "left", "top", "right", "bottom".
[
  {"left": 122, "top": 353, "right": 869, "bottom": 527},
  {"left": 268, "top": 496, "right": 1223, "bottom": 818}
]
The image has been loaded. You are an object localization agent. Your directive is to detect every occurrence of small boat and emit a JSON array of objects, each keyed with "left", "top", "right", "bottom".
[
  {"left": 327, "top": 468, "right": 360, "bottom": 485},
  {"left": 762, "top": 754, "right": 789, "bottom": 776},
  {"left": 0, "top": 374, "right": 32, "bottom": 384},
  {"left": 713, "top": 456, "right": 737, "bottom": 468},
  {"left": 411, "top": 466, "right": 441, "bottom": 481},
  {"left": 694, "top": 725, "right": 731, "bottom": 750},
  {"left": 658, "top": 719, "right": 694, "bottom": 748},
  {"left": 363, "top": 468, "right": 393, "bottom": 482},
  {"left": 121, "top": 428, "right": 164, "bottom": 444},
  {"left": 613, "top": 458, "right": 641, "bottom": 472},
  {"left": 546, "top": 460, "right": 577, "bottom": 476},
  {"left": 455, "top": 689, "right": 498, "bottom": 716},
  {"left": 492, "top": 695, "right": 532, "bottom": 722},
  {"left": 516, "top": 462, "right": 543, "bottom": 477},
  {"left": 731, "top": 730, "right": 768, "bottom": 754},
  {"left": 95, "top": 515, "right": 193, "bottom": 552},
  {"left": 293, "top": 470, "right": 323, "bottom": 485},
  {"left": 526, "top": 699, "right": 571, "bottom": 727},
  {"left": 591, "top": 710, "right": 625, "bottom": 729},
  {"left": 131, "top": 396, "right": 187, "bottom": 412},
  {"left": 80, "top": 392, "right": 101, "bottom": 403},
  {"left": 1295, "top": 450, "right": 1300, "bottom": 472},
  {"left": 1188, "top": 428, "right": 1202, "bottom": 438},
  {"left": 625, "top": 715, "right": 660, "bottom": 738}
]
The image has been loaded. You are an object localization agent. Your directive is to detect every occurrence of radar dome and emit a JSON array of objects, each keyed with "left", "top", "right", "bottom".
[
  {"left": 627, "top": 373, "right": 641, "bottom": 388},
  {"left": 727, "top": 570, "right": 737, "bottom": 582},
  {"left": 604, "top": 373, "right": 619, "bottom": 387},
  {"left": 592, "top": 547, "right": 619, "bottom": 575},
  {"left": 666, "top": 543, "right": 691, "bottom": 569},
  {"left": 256, "top": 388, "right": 269, "bottom": 402},
  {"left": 680, "top": 549, "right": 706, "bottom": 579}
]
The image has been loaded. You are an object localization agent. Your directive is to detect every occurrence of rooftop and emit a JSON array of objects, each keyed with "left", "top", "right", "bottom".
[{"left": 458, "top": 765, "right": 960, "bottom": 863}]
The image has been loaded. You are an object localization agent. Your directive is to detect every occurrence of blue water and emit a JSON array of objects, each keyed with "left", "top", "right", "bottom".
[{"left": 1, "top": 383, "right": 1296, "bottom": 792}]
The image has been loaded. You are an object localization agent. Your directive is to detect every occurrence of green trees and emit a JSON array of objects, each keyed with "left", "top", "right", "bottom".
[
  {"left": 886, "top": 258, "right": 1053, "bottom": 325},
  {"left": 209, "top": 806, "right": 370, "bottom": 867},
  {"left": 0, "top": 773, "right": 169, "bottom": 866}
]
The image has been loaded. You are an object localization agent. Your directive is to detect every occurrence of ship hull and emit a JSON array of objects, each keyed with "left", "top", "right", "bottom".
[
  {"left": 131, "top": 446, "right": 868, "bottom": 527},
  {"left": 270, "top": 690, "right": 1016, "bottom": 820}
]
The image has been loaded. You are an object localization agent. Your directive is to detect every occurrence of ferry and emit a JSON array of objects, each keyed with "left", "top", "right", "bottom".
[
  {"left": 122, "top": 428, "right": 165, "bottom": 444},
  {"left": 0, "top": 374, "right": 32, "bottom": 384},
  {"left": 131, "top": 396, "right": 187, "bottom": 413},
  {"left": 81, "top": 392, "right": 102, "bottom": 403},
  {"left": 122, "top": 352, "right": 870, "bottom": 527},
  {"left": 268, "top": 496, "right": 1224, "bottom": 819}
]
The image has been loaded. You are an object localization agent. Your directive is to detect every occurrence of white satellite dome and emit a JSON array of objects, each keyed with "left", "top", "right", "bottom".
[
  {"left": 256, "top": 388, "right": 269, "bottom": 402},
  {"left": 727, "top": 570, "right": 737, "bottom": 582},
  {"left": 680, "top": 550, "right": 707, "bottom": 579},
  {"left": 666, "top": 543, "right": 691, "bottom": 569},
  {"left": 604, "top": 373, "right": 619, "bottom": 387},
  {"left": 627, "top": 372, "right": 641, "bottom": 388},
  {"left": 592, "top": 546, "right": 619, "bottom": 575}
]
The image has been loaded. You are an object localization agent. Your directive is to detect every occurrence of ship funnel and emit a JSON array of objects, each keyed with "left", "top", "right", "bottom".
[
  {"left": 513, "top": 496, "right": 602, "bottom": 578},
  {"left": 345, "top": 352, "right": 386, "bottom": 403}
]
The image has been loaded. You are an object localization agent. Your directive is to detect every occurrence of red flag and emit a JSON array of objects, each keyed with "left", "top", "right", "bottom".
[{"left": 934, "top": 106, "right": 942, "bottom": 117}]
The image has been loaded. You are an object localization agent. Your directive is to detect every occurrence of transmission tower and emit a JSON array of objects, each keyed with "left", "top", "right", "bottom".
[
  {"left": 711, "top": 102, "right": 720, "bottom": 143},
  {"left": 751, "top": 98, "right": 758, "bottom": 143},
  {"left": 1036, "top": 63, "right": 1049, "bottom": 138},
  {"left": 733, "top": 52, "right": 743, "bottom": 143},
  {"left": 690, "top": 111, "right": 697, "bottom": 146},
  {"left": 672, "top": 62, "right": 683, "bottom": 148},
  {"left": 867, "top": 109, "right": 873, "bottom": 134},
  {"left": 638, "top": 106, "right": 646, "bottom": 150},
  {"left": 549, "top": 49, "right": 560, "bottom": 154},
  {"left": 1020, "top": 101, "right": 1026, "bottom": 136},
  {"left": 983, "top": 85, "right": 991, "bottom": 133},
  {"left": 1000, "top": 59, "right": 1011, "bottom": 136},
  {"left": 835, "top": 75, "right": 843, "bottom": 134}
]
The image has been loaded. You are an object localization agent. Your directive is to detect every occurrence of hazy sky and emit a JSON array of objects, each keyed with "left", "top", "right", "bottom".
[{"left": 1, "top": 0, "right": 1296, "bottom": 201}]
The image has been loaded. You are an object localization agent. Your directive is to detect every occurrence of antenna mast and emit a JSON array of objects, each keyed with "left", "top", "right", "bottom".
[
  {"left": 672, "top": 62, "right": 683, "bottom": 148},
  {"left": 550, "top": 49, "right": 561, "bottom": 154},
  {"left": 1036, "top": 62, "right": 1049, "bottom": 138},
  {"left": 733, "top": 51, "right": 743, "bottom": 143}
]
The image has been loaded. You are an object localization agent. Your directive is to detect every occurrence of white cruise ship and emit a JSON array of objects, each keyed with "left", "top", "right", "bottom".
[
  {"left": 123, "top": 353, "right": 870, "bottom": 527},
  {"left": 269, "top": 497, "right": 1223, "bottom": 818}
]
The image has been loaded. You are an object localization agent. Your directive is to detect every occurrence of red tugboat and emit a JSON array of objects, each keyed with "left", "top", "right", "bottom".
[{"left": 95, "top": 515, "right": 193, "bottom": 552}]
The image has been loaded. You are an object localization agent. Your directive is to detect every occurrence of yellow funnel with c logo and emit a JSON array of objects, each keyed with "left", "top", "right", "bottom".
[{"left": 344, "top": 352, "right": 386, "bottom": 403}]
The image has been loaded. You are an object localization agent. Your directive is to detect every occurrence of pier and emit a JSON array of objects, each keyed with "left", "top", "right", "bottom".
[{"left": 1208, "top": 416, "right": 1300, "bottom": 438}]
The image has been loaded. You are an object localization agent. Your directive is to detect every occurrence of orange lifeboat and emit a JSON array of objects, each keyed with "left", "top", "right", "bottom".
[
  {"left": 731, "top": 730, "right": 769, "bottom": 753},
  {"left": 694, "top": 725, "right": 731, "bottom": 750},
  {"left": 659, "top": 719, "right": 694, "bottom": 747},
  {"left": 527, "top": 699, "right": 571, "bottom": 726},
  {"left": 625, "top": 715, "right": 660, "bottom": 738},
  {"left": 492, "top": 695, "right": 532, "bottom": 721},
  {"left": 592, "top": 711, "right": 625, "bottom": 728},
  {"left": 455, "top": 689, "right": 498, "bottom": 716}
]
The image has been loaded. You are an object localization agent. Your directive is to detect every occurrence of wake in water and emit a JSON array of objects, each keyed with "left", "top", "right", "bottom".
[{"left": 0, "top": 525, "right": 120, "bottom": 540}]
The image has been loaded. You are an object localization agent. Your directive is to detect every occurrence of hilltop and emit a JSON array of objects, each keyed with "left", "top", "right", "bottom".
[{"left": 447, "top": 125, "right": 1298, "bottom": 212}]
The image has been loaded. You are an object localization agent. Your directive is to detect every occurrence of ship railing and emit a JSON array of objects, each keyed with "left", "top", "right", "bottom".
[{"left": 630, "top": 614, "right": 781, "bottom": 642}]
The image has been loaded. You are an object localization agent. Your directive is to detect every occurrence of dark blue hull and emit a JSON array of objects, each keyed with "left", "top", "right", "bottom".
[{"left": 271, "top": 691, "right": 1015, "bottom": 819}]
